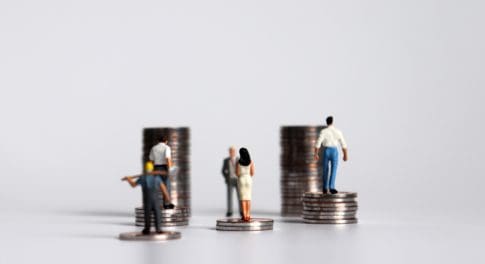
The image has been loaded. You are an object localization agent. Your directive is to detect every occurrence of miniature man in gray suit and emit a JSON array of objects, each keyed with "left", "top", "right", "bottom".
[{"left": 221, "top": 146, "right": 242, "bottom": 217}]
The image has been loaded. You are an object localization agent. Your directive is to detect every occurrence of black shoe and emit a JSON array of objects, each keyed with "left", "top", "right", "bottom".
[
  {"left": 156, "top": 230, "right": 163, "bottom": 234},
  {"left": 142, "top": 229, "right": 150, "bottom": 235},
  {"left": 330, "top": 189, "right": 338, "bottom": 194},
  {"left": 163, "top": 203, "right": 175, "bottom": 209},
  {"left": 323, "top": 189, "right": 329, "bottom": 194},
  {"left": 226, "top": 212, "right": 233, "bottom": 217}
]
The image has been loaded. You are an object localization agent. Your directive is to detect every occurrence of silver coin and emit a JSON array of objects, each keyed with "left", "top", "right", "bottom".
[
  {"left": 216, "top": 225, "right": 273, "bottom": 231},
  {"left": 135, "top": 221, "right": 189, "bottom": 227},
  {"left": 303, "top": 211, "right": 357, "bottom": 216},
  {"left": 303, "top": 202, "right": 358, "bottom": 208},
  {"left": 303, "top": 218, "right": 358, "bottom": 224},
  {"left": 302, "top": 192, "right": 357, "bottom": 198},
  {"left": 303, "top": 214, "right": 356, "bottom": 220},
  {"left": 216, "top": 218, "right": 274, "bottom": 227},
  {"left": 119, "top": 231, "right": 181, "bottom": 241},
  {"left": 301, "top": 197, "right": 357, "bottom": 204}
]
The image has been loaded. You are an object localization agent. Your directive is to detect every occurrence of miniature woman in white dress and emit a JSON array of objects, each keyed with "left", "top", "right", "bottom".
[{"left": 236, "top": 148, "right": 255, "bottom": 221}]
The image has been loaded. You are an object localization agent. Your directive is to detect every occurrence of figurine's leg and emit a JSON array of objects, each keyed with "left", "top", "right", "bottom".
[
  {"left": 329, "top": 148, "right": 339, "bottom": 190},
  {"left": 241, "top": 201, "right": 247, "bottom": 220},
  {"left": 162, "top": 175, "right": 171, "bottom": 204},
  {"left": 235, "top": 181, "right": 243, "bottom": 217},
  {"left": 160, "top": 182, "right": 171, "bottom": 203},
  {"left": 143, "top": 200, "right": 152, "bottom": 234},
  {"left": 322, "top": 148, "right": 330, "bottom": 192},
  {"left": 226, "top": 182, "right": 233, "bottom": 216},
  {"left": 153, "top": 198, "right": 162, "bottom": 232},
  {"left": 247, "top": 201, "right": 251, "bottom": 221}
]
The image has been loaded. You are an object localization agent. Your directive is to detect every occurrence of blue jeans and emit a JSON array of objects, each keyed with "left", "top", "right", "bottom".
[
  {"left": 154, "top": 165, "right": 171, "bottom": 203},
  {"left": 322, "top": 147, "right": 339, "bottom": 190}
]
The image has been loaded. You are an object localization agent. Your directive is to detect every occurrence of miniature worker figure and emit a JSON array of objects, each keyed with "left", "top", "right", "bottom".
[
  {"left": 149, "top": 135, "right": 173, "bottom": 206},
  {"left": 221, "top": 146, "right": 242, "bottom": 217},
  {"left": 314, "top": 116, "right": 348, "bottom": 194},
  {"left": 122, "top": 162, "right": 175, "bottom": 235},
  {"left": 236, "top": 148, "right": 255, "bottom": 222}
]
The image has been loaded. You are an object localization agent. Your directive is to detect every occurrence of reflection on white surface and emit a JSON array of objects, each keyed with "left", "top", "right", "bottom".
[{"left": 0, "top": 205, "right": 484, "bottom": 264}]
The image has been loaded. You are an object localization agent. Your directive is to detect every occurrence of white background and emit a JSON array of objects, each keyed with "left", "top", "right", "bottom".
[{"left": 1, "top": 0, "right": 484, "bottom": 263}]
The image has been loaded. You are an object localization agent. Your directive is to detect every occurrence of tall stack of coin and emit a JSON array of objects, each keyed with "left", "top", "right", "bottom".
[
  {"left": 140, "top": 127, "right": 191, "bottom": 224},
  {"left": 280, "top": 126, "right": 324, "bottom": 216},
  {"left": 302, "top": 192, "right": 358, "bottom": 224},
  {"left": 135, "top": 207, "right": 190, "bottom": 227}
]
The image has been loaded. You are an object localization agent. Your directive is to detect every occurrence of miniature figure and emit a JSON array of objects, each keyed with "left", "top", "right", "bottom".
[
  {"left": 313, "top": 116, "right": 348, "bottom": 194},
  {"left": 221, "top": 146, "right": 242, "bottom": 217},
  {"left": 149, "top": 135, "right": 173, "bottom": 205},
  {"left": 236, "top": 148, "right": 255, "bottom": 222},
  {"left": 122, "top": 161, "right": 175, "bottom": 235}
]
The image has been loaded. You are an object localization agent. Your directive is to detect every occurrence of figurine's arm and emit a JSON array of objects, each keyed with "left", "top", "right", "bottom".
[
  {"left": 339, "top": 132, "right": 348, "bottom": 161},
  {"left": 342, "top": 148, "right": 348, "bottom": 161},
  {"left": 221, "top": 159, "right": 229, "bottom": 179},
  {"left": 149, "top": 170, "right": 168, "bottom": 176},
  {"left": 121, "top": 176, "right": 138, "bottom": 188},
  {"left": 314, "top": 130, "right": 325, "bottom": 160},
  {"left": 235, "top": 163, "right": 240, "bottom": 177},
  {"left": 250, "top": 162, "right": 255, "bottom": 176},
  {"left": 314, "top": 147, "right": 320, "bottom": 161}
]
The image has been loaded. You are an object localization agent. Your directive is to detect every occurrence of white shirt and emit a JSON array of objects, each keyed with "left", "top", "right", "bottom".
[
  {"left": 228, "top": 157, "right": 237, "bottom": 179},
  {"left": 149, "top": 142, "right": 172, "bottom": 165},
  {"left": 315, "top": 125, "right": 348, "bottom": 149}
]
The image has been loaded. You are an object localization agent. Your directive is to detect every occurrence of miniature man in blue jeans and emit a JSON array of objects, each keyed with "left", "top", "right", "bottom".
[
  {"left": 122, "top": 162, "right": 174, "bottom": 235},
  {"left": 314, "top": 116, "right": 348, "bottom": 194}
]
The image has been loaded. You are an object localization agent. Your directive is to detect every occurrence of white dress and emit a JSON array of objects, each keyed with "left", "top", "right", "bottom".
[{"left": 237, "top": 164, "right": 253, "bottom": 200}]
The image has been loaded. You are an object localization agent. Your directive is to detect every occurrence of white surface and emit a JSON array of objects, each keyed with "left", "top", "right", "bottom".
[
  {"left": 1, "top": 205, "right": 484, "bottom": 264},
  {"left": 1, "top": 0, "right": 484, "bottom": 262}
]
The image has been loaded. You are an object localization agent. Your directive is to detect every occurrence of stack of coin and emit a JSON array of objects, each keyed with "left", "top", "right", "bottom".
[
  {"left": 134, "top": 127, "right": 191, "bottom": 227},
  {"left": 280, "top": 126, "right": 324, "bottom": 216},
  {"left": 142, "top": 127, "right": 191, "bottom": 213},
  {"left": 135, "top": 207, "right": 190, "bottom": 227},
  {"left": 216, "top": 218, "right": 274, "bottom": 231},
  {"left": 302, "top": 192, "right": 358, "bottom": 224}
]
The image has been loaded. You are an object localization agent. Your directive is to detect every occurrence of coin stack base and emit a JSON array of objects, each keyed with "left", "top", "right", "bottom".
[
  {"left": 135, "top": 207, "right": 190, "bottom": 227},
  {"left": 119, "top": 231, "right": 181, "bottom": 241},
  {"left": 216, "top": 218, "right": 274, "bottom": 231},
  {"left": 302, "top": 192, "right": 358, "bottom": 224}
]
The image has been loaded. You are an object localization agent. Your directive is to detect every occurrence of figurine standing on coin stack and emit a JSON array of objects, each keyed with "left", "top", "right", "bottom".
[
  {"left": 221, "top": 146, "right": 242, "bottom": 217},
  {"left": 314, "top": 116, "right": 348, "bottom": 194},
  {"left": 149, "top": 135, "right": 175, "bottom": 209},
  {"left": 122, "top": 162, "right": 175, "bottom": 235},
  {"left": 236, "top": 148, "right": 254, "bottom": 222}
]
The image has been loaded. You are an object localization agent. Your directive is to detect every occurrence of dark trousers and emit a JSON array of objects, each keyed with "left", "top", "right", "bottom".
[
  {"left": 226, "top": 177, "right": 241, "bottom": 215},
  {"left": 154, "top": 165, "right": 170, "bottom": 203},
  {"left": 143, "top": 194, "right": 161, "bottom": 231}
]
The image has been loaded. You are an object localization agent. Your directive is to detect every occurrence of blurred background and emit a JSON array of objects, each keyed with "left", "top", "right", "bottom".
[{"left": 1, "top": 0, "right": 484, "bottom": 263}]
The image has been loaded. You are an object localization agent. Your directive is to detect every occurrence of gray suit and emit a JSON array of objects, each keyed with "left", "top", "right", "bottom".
[{"left": 222, "top": 157, "right": 241, "bottom": 215}]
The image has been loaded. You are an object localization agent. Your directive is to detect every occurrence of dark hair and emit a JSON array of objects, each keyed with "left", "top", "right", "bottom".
[
  {"left": 326, "top": 116, "right": 334, "bottom": 125},
  {"left": 238, "top": 148, "right": 251, "bottom": 166},
  {"left": 159, "top": 135, "right": 168, "bottom": 142}
]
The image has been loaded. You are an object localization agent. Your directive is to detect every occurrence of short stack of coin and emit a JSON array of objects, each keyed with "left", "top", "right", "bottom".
[
  {"left": 135, "top": 207, "right": 190, "bottom": 227},
  {"left": 142, "top": 127, "right": 191, "bottom": 213},
  {"left": 302, "top": 192, "right": 358, "bottom": 224},
  {"left": 280, "top": 126, "right": 324, "bottom": 216},
  {"left": 216, "top": 218, "right": 274, "bottom": 231}
]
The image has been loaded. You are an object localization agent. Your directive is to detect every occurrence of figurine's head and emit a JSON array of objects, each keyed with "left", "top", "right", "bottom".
[
  {"left": 144, "top": 161, "right": 154, "bottom": 173},
  {"left": 158, "top": 135, "right": 168, "bottom": 143},
  {"left": 326, "top": 116, "right": 334, "bottom": 126},
  {"left": 238, "top": 148, "right": 251, "bottom": 166},
  {"left": 229, "top": 146, "right": 236, "bottom": 158}
]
